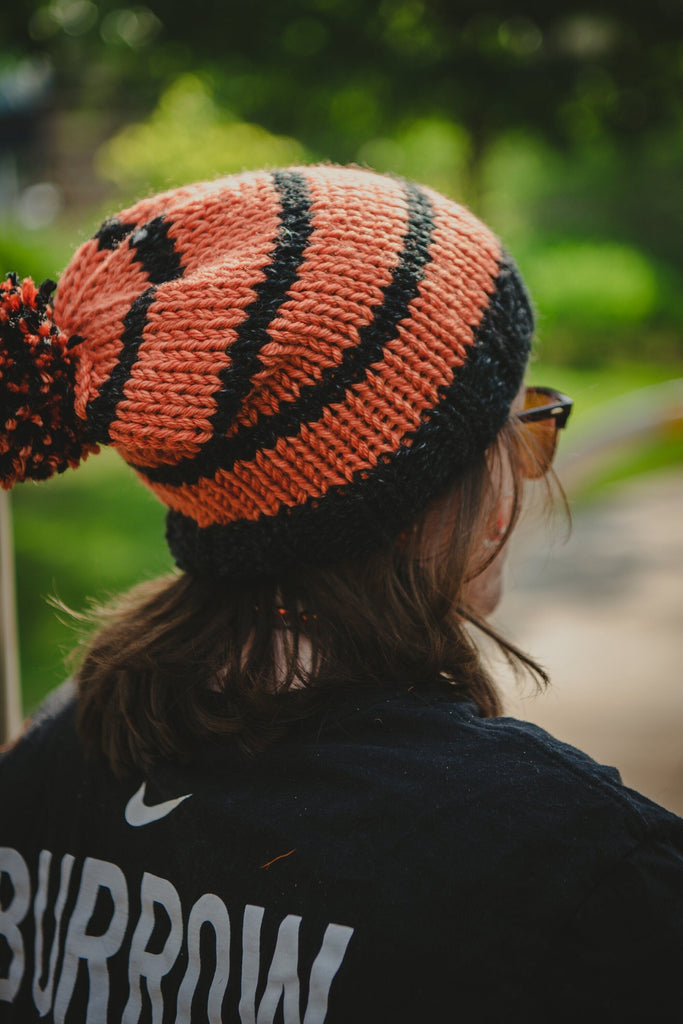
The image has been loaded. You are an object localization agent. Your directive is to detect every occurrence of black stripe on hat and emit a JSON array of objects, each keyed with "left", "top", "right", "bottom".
[
  {"left": 194, "top": 169, "right": 315, "bottom": 448},
  {"left": 129, "top": 217, "right": 183, "bottom": 284},
  {"left": 129, "top": 168, "right": 314, "bottom": 483},
  {"left": 87, "top": 288, "right": 158, "bottom": 443},
  {"left": 166, "top": 254, "right": 533, "bottom": 580},
  {"left": 85, "top": 215, "right": 184, "bottom": 442},
  {"left": 94, "top": 218, "right": 136, "bottom": 251},
  {"left": 135, "top": 181, "right": 435, "bottom": 488}
]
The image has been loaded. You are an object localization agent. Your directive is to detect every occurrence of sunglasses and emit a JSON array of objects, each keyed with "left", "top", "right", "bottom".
[{"left": 515, "top": 386, "right": 573, "bottom": 479}]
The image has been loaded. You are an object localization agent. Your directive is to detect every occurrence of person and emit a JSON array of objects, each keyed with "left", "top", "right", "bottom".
[{"left": 0, "top": 164, "right": 681, "bottom": 1023}]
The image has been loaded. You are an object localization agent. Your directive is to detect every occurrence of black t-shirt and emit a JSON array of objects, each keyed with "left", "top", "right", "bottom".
[{"left": 1, "top": 679, "right": 682, "bottom": 1023}]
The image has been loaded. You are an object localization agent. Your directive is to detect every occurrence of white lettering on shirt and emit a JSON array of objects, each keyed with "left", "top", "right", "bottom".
[
  {"left": 53, "top": 856, "right": 129, "bottom": 1024},
  {"left": 33, "top": 849, "right": 75, "bottom": 1016},
  {"left": 0, "top": 847, "right": 30, "bottom": 1003},
  {"left": 303, "top": 923, "right": 354, "bottom": 1024},
  {"left": 123, "top": 872, "right": 183, "bottom": 1024},
  {"left": 175, "top": 892, "right": 231, "bottom": 1023},
  {"left": 0, "top": 848, "right": 354, "bottom": 1022},
  {"left": 253, "top": 913, "right": 302, "bottom": 1024}
]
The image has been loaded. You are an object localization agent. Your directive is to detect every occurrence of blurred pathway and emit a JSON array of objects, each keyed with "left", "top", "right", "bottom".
[{"left": 497, "top": 468, "right": 683, "bottom": 816}]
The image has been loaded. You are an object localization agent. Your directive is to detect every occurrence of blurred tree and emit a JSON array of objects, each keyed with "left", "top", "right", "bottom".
[
  {"left": 2, "top": 1, "right": 682, "bottom": 208},
  {"left": 96, "top": 74, "right": 306, "bottom": 194}
]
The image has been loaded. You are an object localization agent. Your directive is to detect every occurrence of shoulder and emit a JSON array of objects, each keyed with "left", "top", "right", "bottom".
[
  {"left": 0, "top": 679, "right": 81, "bottom": 789},
  {"left": 472, "top": 709, "right": 682, "bottom": 838},
  {"left": 325, "top": 686, "right": 680, "bottom": 830},
  {"left": 295, "top": 687, "right": 683, "bottom": 1012},
  {"left": 312, "top": 686, "right": 683, "bottom": 893},
  {"left": 1, "top": 678, "right": 78, "bottom": 749}
]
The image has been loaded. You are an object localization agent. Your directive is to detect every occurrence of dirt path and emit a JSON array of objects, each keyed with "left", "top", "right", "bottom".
[{"left": 496, "top": 469, "right": 683, "bottom": 816}]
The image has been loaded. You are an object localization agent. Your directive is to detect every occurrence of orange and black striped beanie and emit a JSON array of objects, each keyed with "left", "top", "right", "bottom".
[{"left": 0, "top": 165, "right": 533, "bottom": 579}]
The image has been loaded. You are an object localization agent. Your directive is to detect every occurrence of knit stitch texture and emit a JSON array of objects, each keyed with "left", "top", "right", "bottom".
[{"left": 0, "top": 165, "right": 533, "bottom": 578}]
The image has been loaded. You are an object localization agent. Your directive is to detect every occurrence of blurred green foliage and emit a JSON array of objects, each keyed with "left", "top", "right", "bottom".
[
  {"left": 525, "top": 241, "right": 658, "bottom": 327},
  {"left": 13, "top": 450, "right": 173, "bottom": 710},
  {"left": 2, "top": 2, "right": 682, "bottom": 366},
  {"left": 0, "top": 224, "right": 80, "bottom": 283},
  {"left": 5, "top": 1, "right": 683, "bottom": 161},
  {"left": 96, "top": 74, "right": 307, "bottom": 193}
]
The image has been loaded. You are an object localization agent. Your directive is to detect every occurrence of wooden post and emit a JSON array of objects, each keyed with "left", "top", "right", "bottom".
[{"left": 0, "top": 489, "right": 22, "bottom": 744}]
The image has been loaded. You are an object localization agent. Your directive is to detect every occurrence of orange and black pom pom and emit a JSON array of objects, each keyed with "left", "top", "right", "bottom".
[{"left": 0, "top": 273, "right": 96, "bottom": 489}]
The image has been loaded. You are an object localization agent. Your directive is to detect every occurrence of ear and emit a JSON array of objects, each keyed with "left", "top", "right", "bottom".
[{"left": 483, "top": 493, "right": 515, "bottom": 547}]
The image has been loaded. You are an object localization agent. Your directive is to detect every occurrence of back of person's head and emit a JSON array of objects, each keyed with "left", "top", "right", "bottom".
[{"left": 0, "top": 164, "right": 566, "bottom": 776}]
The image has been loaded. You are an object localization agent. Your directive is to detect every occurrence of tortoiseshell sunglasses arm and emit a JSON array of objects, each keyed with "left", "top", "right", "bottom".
[{"left": 516, "top": 388, "right": 573, "bottom": 428}]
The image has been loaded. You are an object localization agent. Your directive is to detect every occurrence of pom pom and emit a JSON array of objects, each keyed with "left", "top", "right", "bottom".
[{"left": 0, "top": 273, "right": 97, "bottom": 489}]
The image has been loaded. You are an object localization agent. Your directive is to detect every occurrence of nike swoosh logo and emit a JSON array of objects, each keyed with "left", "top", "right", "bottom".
[{"left": 125, "top": 781, "right": 192, "bottom": 827}]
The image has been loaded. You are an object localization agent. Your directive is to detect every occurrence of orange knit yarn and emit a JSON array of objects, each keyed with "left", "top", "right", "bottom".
[{"left": 3, "top": 165, "right": 534, "bottom": 577}]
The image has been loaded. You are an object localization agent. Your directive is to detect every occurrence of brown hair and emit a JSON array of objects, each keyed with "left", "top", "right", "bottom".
[{"left": 73, "top": 420, "right": 552, "bottom": 778}]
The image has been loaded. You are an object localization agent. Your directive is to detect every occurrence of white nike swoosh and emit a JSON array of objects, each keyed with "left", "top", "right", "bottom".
[{"left": 125, "top": 781, "right": 192, "bottom": 827}]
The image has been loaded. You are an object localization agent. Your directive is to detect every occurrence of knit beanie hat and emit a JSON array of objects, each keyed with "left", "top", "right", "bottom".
[{"left": 0, "top": 165, "right": 533, "bottom": 580}]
